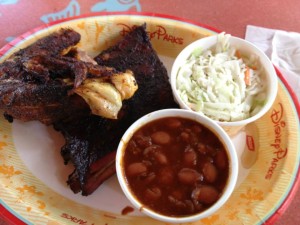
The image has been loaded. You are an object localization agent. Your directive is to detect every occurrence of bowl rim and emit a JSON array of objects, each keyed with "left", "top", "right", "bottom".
[
  {"left": 170, "top": 35, "right": 278, "bottom": 126},
  {"left": 115, "top": 108, "right": 239, "bottom": 223}
]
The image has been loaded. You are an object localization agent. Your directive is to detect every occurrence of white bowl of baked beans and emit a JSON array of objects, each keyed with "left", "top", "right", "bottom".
[{"left": 116, "top": 108, "right": 238, "bottom": 223}]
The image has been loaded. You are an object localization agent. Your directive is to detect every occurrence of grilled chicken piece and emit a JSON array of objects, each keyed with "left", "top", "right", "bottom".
[
  {"left": 55, "top": 24, "right": 178, "bottom": 195},
  {"left": 0, "top": 29, "right": 138, "bottom": 123},
  {"left": 0, "top": 29, "right": 89, "bottom": 124}
]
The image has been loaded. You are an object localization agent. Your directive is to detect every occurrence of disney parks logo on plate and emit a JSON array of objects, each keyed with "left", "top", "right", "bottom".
[{"left": 118, "top": 23, "right": 184, "bottom": 45}]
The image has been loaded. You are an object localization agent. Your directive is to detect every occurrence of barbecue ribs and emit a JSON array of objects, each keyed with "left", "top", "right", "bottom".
[
  {"left": 54, "top": 24, "right": 178, "bottom": 195},
  {"left": 0, "top": 24, "right": 178, "bottom": 196}
]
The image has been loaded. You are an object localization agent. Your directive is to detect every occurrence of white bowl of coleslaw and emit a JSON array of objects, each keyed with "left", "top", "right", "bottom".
[{"left": 170, "top": 33, "right": 278, "bottom": 136}]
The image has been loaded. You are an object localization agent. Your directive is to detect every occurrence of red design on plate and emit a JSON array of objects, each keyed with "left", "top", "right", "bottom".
[
  {"left": 118, "top": 23, "right": 184, "bottom": 45},
  {"left": 61, "top": 213, "right": 95, "bottom": 225},
  {"left": 246, "top": 135, "right": 255, "bottom": 151},
  {"left": 265, "top": 102, "right": 288, "bottom": 180}
]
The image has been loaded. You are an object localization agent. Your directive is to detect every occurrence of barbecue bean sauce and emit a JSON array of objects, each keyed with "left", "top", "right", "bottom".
[{"left": 122, "top": 117, "right": 229, "bottom": 217}]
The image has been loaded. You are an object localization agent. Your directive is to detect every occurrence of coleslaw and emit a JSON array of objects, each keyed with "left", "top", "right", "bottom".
[{"left": 176, "top": 33, "right": 266, "bottom": 122}]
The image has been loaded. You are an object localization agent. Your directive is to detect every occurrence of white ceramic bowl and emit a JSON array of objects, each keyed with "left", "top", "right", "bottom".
[
  {"left": 116, "top": 109, "right": 238, "bottom": 223},
  {"left": 170, "top": 34, "right": 278, "bottom": 136}
]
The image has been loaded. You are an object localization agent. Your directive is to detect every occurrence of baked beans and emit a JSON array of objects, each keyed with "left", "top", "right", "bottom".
[{"left": 122, "top": 117, "right": 229, "bottom": 216}]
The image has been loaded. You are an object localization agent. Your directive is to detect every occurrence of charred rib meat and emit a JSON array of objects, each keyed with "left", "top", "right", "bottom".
[{"left": 55, "top": 24, "right": 178, "bottom": 195}]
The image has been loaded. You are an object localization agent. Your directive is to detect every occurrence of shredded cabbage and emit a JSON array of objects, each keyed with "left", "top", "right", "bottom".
[{"left": 176, "top": 33, "right": 266, "bottom": 122}]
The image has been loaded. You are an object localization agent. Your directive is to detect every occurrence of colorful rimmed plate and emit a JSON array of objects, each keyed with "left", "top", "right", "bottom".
[{"left": 0, "top": 12, "right": 299, "bottom": 225}]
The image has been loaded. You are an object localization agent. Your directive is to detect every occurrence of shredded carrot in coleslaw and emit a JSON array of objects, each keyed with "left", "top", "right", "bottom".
[{"left": 176, "top": 33, "right": 266, "bottom": 122}]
